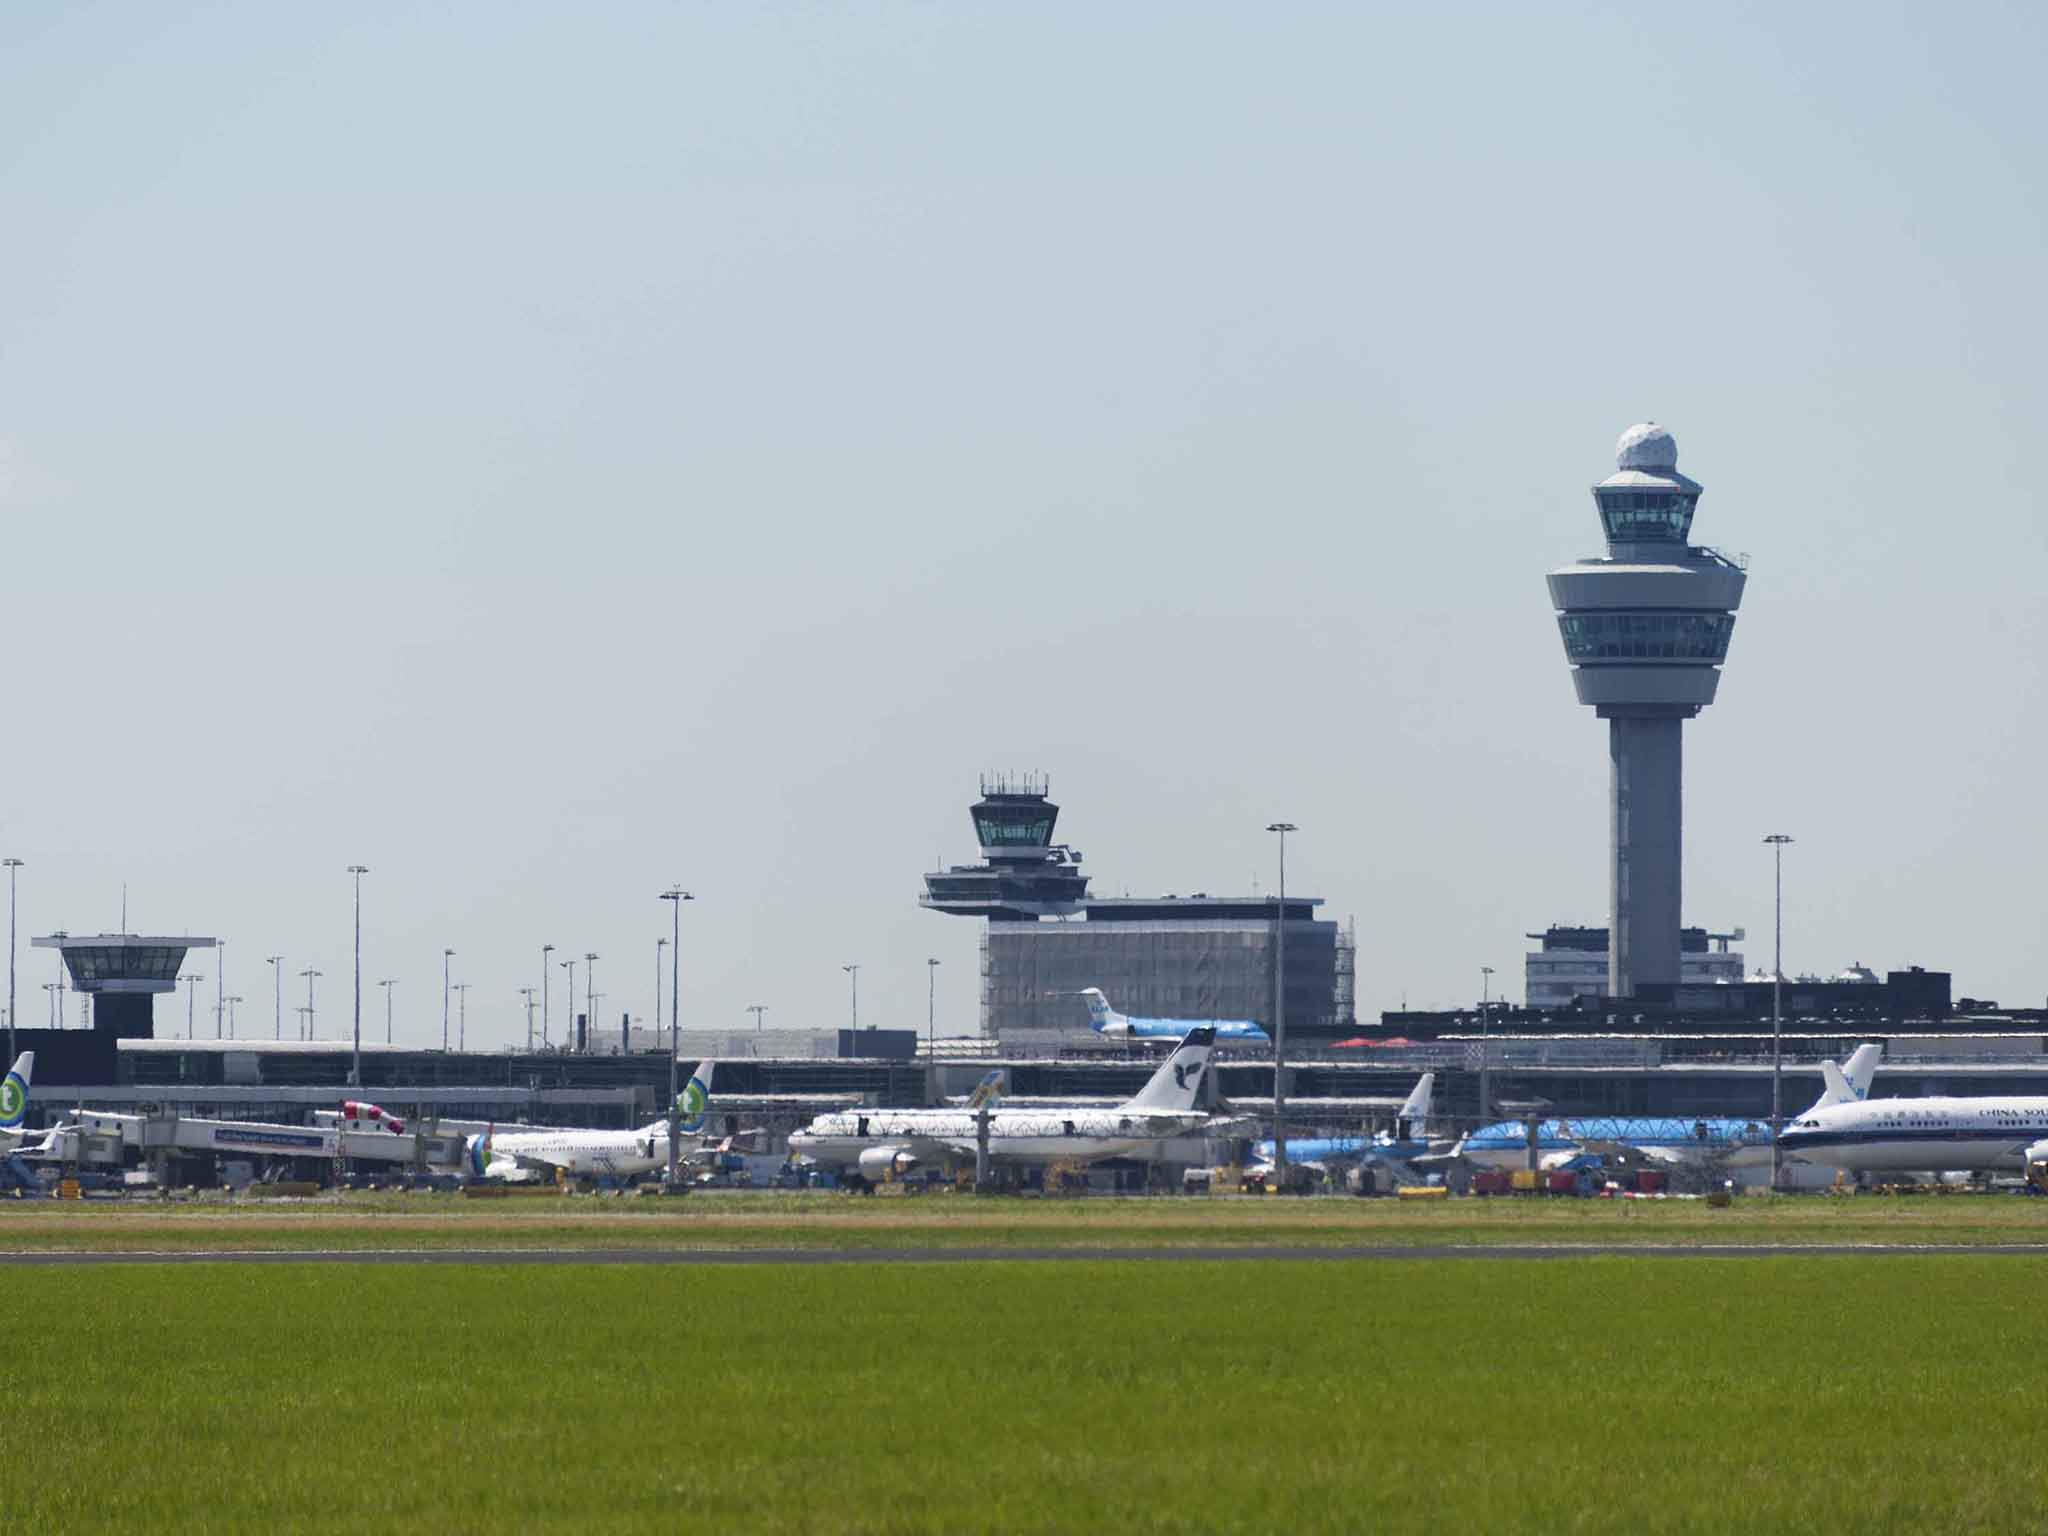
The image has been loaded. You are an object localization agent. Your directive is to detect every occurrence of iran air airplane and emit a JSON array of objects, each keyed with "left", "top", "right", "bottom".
[
  {"left": 1456, "top": 1044, "right": 1883, "bottom": 1173},
  {"left": 468, "top": 1061, "right": 717, "bottom": 1182},
  {"left": 787, "top": 1028, "right": 1217, "bottom": 1188},
  {"left": 1246, "top": 1073, "right": 1441, "bottom": 1180},
  {"left": 1780, "top": 1066, "right": 2048, "bottom": 1176},
  {"left": 1072, "top": 988, "right": 1270, "bottom": 1044}
]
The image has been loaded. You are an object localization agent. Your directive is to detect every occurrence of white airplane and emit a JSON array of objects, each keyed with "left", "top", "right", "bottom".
[
  {"left": 788, "top": 1028, "right": 1217, "bottom": 1189},
  {"left": 1780, "top": 1051, "right": 2048, "bottom": 1176},
  {"left": 470, "top": 1061, "right": 718, "bottom": 1183}
]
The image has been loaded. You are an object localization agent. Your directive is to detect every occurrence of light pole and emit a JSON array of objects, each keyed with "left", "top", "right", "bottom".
[
  {"left": 348, "top": 865, "right": 368, "bottom": 1088},
  {"left": 519, "top": 985, "right": 536, "bottom": 1049},
  {"left": 541, "top": 944, "right": 554, "bottom": 1048},
  {"left": 748, "top": 1004, "right": 766, "bottom": 1032},
  {"left": 4, "top": 858, "right": 21, "bottom": 1067},
  {"left": 380, "top": 978, "right": 397, "bottom": 1044},
  {"left": 184, "top": 972, "right": 204, "bottom": 1038},
  {"left": 562, "top": 957, "right": 577, "bottom": 1049},
  {"left": 661, "top": 887, "right": 693, "bottom": 1187},
  {"left": 442, "top": 948, "right": 454, "bottom": 1051},
  {"left": 224, "top": 995, "right": 244, "bottom": 1038},
  {"left": 1480, "top": 964, "right": 1495, "bottom": 1128},
  {"left": 655, "top": 937, "right": 667, "bottom": 1053},
  {"left": 926, "top": 958, "right": 940, "bottom": 1057},
  {"left": 843, "top": 964, "right": 859, "bottom": 1031},
  {"left": 215, "top": 941, "right": 225, "bottom": 1040},
  {"left": 1765, "top": 833, "right": 1794, "bottom": 1189},
  {"left": 453, "top": 982, "right": 469, "bottom": 1051},
  {"left": 584, "top": 954, "right": 598, "bottom": 1049},
  {"left": 300, "top": 967, "right": 321, "bottom": 1039},
  {"left": 266, "top": 955, "right": 284, "bottom": 1040},
  {"left": 1266, "top": 822, "right": 1297, "bottom": 1181},
  {"left": 44, "top": 982, "right": 58, "bottom": 1028}
]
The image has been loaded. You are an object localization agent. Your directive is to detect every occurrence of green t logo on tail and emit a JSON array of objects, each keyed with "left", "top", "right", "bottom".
[
  {"left": 0, "top": 1074, "right": 25, "bottom": 1128},
  {"left": 675, "top": 1078, "right": 708, "bottom": 1133}
]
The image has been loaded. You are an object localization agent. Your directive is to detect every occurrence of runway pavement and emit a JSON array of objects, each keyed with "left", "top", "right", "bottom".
[{"left": 6, "top": 1242, "right": 2048, "bottom": 1265}]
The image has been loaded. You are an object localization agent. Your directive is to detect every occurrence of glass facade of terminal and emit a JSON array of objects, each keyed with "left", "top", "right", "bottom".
[{"left": 1558, "top": 610, "right": 1734, "bottom": 662}]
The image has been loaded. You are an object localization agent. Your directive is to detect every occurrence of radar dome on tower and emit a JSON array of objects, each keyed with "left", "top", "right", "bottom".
[{"left": 1616, "top": 422, "right": 1678, "bottom": 472}]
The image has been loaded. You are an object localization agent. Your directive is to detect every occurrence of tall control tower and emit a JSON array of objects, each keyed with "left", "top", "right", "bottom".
[{"left": 1548, "top": 424, "right": 1747, "bottom": 1001}]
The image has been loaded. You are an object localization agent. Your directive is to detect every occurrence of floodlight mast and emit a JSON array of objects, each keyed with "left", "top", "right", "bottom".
[{"left": 660, "top": 888, "right": 694, "bottom": 1187}]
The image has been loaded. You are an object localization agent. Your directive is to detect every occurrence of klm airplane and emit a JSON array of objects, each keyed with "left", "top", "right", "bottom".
[
  {"left": 1248, "top": 1073, "right": 1441, "bottom": 1180},
  {"left": 1072, "top": 988, "right": 1271, "bottom": 1045}
]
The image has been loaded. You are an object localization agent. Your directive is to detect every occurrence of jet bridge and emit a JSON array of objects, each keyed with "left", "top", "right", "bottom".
[{"left": 42, "top": 1108, "right": 468, "bottom": 1182}]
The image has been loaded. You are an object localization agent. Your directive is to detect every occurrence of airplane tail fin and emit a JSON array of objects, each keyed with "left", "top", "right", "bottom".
[
  {"left": 964, "top": 1069, "right": 1007, "bottom": 1111},
  {"left": 1397, "top": 1073, "right": 1435, "bottom": 1139},
  {"left": 671, "top": 1061, "right": 715, "bottom": 1134},
  {"left": 1811, "top": 1044, "right": 1883, "bottom": 1111},
  {"left": 466, "top": 1123, "right": 494, "bottom": 1178},
  {"left": 0, "top": 1052, "right": 32, "bottom": 1131},
  {"left": 1122, "top": 1029, "right": 1216, "bottom": 1113},
  {"left": 1079, "top": 988, "right": 1119, "bottom": 1032}
]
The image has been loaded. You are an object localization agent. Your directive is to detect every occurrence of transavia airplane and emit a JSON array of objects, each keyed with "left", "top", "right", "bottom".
[
  {"left": 1455, "top": 1044, "right": 1883, "bottom": 1174},
  {"left": 788, "top": 1028, "right": 1218, "bottom": 1189},
  {"left": 469, "top": 1061, "right": 720, "bottom": 1183},
  {"left": 1245, "top": 1073, "right": 1442, "bottom": 1181},
  {"left": 1781, "top": 1066, "right": 2048, "bottom": 1176},
  {"left": 0, "top": 1053, "right": 38, "bottom": 1153},
  {"left": 1070, "top": 988, "right": 1270, "bottom": 1045}
]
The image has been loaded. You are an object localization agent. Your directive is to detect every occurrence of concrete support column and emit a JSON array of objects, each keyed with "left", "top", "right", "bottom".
[{"left": 1608, "top": 712, "right": 1683, "bottom": 997}]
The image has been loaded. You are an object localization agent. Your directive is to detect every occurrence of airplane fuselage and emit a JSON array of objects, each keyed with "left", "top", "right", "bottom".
[
  {"left": 789, "top": 1107, "right": 1206, "bottom": 1175},
  {"left": 1781, "top": 1097, "right": 2048, "bottom": 1174},
  {"left": 485, "top": 1128, "right": 672, "bottom": 1181}
]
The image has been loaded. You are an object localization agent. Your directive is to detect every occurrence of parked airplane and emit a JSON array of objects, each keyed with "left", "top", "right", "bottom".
[
  {"left": 1245, "top": 1073, "right": 1440, "bottom": 1180},
  {"left": 1455, "top": 1044, "right": 1883, "bottom": 1174},
  {"left": 470, "top": 1061, "right": 718, "bottom": 1183},
  {"left": 1780, "top": 1060, "right": 2048, "bottom": 1177},
  {"left": 1070, "top": 988, "right": 1270, "bottom": 1044},
  {"left": 788, "top": 1028, "right": 1218, "bottom": 1188}
]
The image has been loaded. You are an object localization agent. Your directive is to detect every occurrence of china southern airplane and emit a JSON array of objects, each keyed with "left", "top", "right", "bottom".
[
  {"left": 788, "top": 1028, "right": 1218, "bottom": 1189},
  {"left": 1781, "top": 1068, "right": 2048, "bottom": 1177},
  {"left": 1456, "top": 1045, "right": 1883, "bottom": 1173},
  {"left": 1071, "top": 988, "right": 1270, "bottom": 1044},
  {"left": 469, "top": 1061, "right": 719, "bottom": 1182},
  {"left": 1245, "top": 1073, "right": 1441, "bottom": 1180}
]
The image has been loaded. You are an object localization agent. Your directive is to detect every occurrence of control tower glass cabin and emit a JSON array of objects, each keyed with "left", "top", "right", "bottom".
[
  {"left": 921, "top": 775, "right": 1089, "bottom": 920},
  {"left": 1547, "top": 424, "right": 1746, "bottom": 1001},
  {"left": 31, "top": 933, "right": 217, "bottom": 1035}
]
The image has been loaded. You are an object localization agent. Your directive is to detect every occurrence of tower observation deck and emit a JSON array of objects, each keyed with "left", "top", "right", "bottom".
[
  {"left": 1548, "top": 424, "right": 1747, "bottom": 1000},
  {"left": 921, "top": 775, "right": 1089, "bottom": 919}
]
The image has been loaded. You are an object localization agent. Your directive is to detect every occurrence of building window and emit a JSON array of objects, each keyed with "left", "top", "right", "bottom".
[{"left": 1558, "top": 611, "right": 1734, "bottom": 663}]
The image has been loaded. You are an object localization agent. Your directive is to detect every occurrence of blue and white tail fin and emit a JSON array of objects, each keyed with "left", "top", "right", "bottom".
[
  {"left": 1078, "top": 988, "right": 1122, "bottom": 1034},
  {"left": 1396, "top": 1073, "right": 1435, "bottom": 1140},
  {"left": 964, "top": 1069, "right": 1006, "bottom": 1111},
  {"left": 1812, "top": 1044, "right": 1883, "bottom": 1112},
  {"left": 1122, "top": 1029, "right": 1216, "bottom": 1113},
  {"left": 0, "top": 1052, "right": 33, "bottom": 1131},
  {"left": 466, "top": 1123, "right": 494, "bottom": 1177}
]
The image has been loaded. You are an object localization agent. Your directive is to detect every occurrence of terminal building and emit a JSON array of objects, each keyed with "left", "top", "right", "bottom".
[
  {"left": 1524, "top": 925, "right": 1745, "bottom": 1010},
  {"left": 921, "top": 777, "right": 1355, "bottom": 1046}
]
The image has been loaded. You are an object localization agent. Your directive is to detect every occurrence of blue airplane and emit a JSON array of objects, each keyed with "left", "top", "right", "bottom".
[
  {"left": 1073, "top": 988, "right": 1271, "bottom": 1044},
  {"left": 1454, "top": 1045, "right": 1882, "bottom": 1174},
  {"left": 1248, "top": 1073, "right": 1440, "bottom": 1179}
]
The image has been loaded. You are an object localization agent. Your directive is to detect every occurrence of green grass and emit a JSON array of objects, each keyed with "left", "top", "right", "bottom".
[
  {"left": 18, "top": 1256, "right": 2048, "bottom": 1533},
  {"left": 2, "top": 1188, "right": 2048, "bottom": 1252}
]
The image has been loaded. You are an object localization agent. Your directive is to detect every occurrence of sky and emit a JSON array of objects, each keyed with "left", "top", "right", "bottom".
[{"left": 2, "top": 2, "right": 2045, "bottom": 1045}]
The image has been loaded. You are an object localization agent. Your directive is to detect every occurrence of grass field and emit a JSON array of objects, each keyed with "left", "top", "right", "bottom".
[
  {"left": 19, "top": 1254, "right": 2048, "bottom": 1533},
  {"left": 2, "top": 1188, "right": 2048, "bottom": 1252}
]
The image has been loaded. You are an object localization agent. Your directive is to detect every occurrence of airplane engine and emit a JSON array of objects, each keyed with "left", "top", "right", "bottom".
[{"left": 858, "top": 1147, "right": 916, "bottom": 1183}]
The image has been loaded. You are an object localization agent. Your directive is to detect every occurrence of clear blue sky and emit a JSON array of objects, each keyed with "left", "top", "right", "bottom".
[{"left": 3, "top": 3, "right": 2044, "bottom": 1043}]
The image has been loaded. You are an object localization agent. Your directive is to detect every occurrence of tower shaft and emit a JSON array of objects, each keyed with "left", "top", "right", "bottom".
[{"left": 1609, "top": 713, "right": 1683, "bottom": 996}]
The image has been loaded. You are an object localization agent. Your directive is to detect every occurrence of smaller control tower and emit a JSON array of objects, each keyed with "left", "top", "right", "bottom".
[
  {"left": 921, "top": 775, "right": 1089, "bottom": 920},
  {"left": 1548, "top": 424, "right": 1747, "bottom": 1001},
  {"left": 32, "top": 933, "right": 216, "bottom": 1036}
]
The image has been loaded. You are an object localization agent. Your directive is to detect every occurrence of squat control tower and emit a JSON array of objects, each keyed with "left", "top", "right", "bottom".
[{"left": 1548, "top": 424, "right": 1746, "bottom": 1001}]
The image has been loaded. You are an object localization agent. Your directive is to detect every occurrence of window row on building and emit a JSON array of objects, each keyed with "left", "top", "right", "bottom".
[{"left": 1558, "top": 610, "right": 1735, "bottom": 663}]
